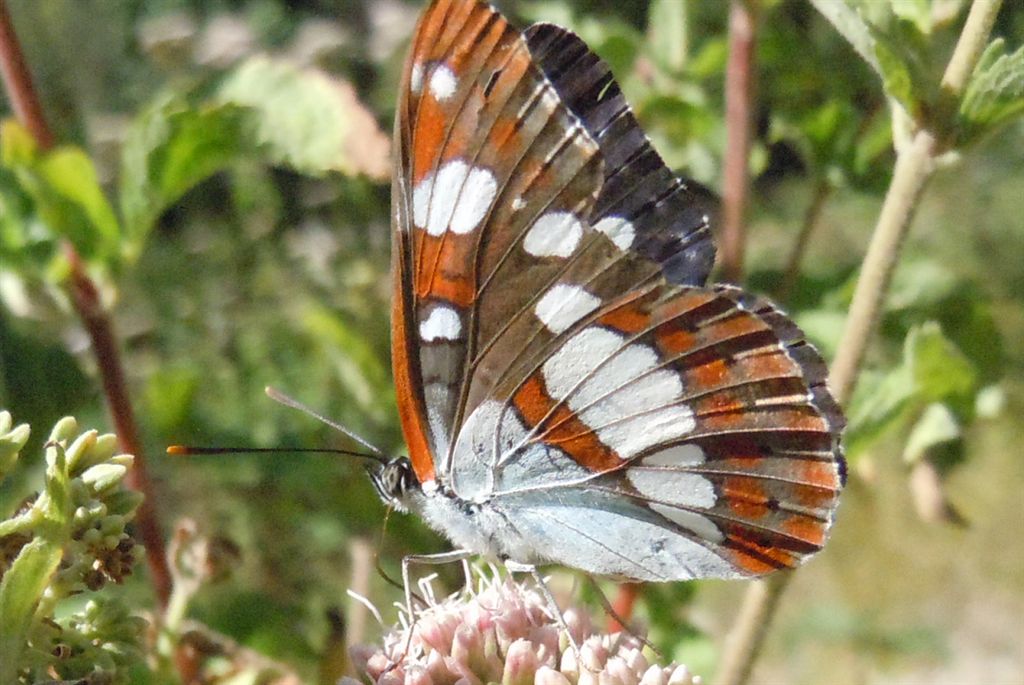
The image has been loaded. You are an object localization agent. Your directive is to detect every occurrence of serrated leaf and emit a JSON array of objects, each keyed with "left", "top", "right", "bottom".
[
  {"left": 217, "top": 55, "right": 390, "bottom": 180},
  {"left": 120, "top": 95, "right": 251, "bottom": 255},
  {"left": 0, "top": 537, "right": 64, "bottom": 684},
  {"left": 959, "top": 39, "right": 1024, "bottom": 143},
  {"left": 903, "top": 403, "right": 960, "bottom": 464}
]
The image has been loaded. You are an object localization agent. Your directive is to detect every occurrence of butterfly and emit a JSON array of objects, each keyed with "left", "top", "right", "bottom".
[{"left": 369, "top": 0, "right": 845, "bottom": 585}]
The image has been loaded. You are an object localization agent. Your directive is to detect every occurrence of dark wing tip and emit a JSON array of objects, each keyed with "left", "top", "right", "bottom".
[{"left": 523, "top": 22, "right": 717, "bottom": 288}]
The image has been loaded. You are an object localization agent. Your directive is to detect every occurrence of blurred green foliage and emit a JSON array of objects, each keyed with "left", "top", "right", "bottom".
[{"left": 0, "top": 0, "right": 1022, "bottom": 683}]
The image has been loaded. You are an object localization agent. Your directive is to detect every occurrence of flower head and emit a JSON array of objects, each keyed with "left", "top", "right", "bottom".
[{"left": 348, "top": 572, "right": 700, "bottom": 685}]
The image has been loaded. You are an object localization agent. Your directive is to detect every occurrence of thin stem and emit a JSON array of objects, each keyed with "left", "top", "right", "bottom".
[
  {"left": 714, "top": 573, "right": 789, "bottom": 685},
  {"left": 65, "top": 245, "right": 173, "bottom": 609},
  {"left": 828, "top": 129, "right": 937, "bottom": 402},
  {"left": 0, "top": 0, "right": 54, "bottom": 148},
  {"left": 714, "top": 1, "right": 1003, "bottom": 683},
  {"left": 777, "top": 178, "right": 833, "bottom": 302},
  {"left": 940, "top": 0, "right": 1003, "bottom": 93},
  {"left": 720, "top": 0, "right": 758, "bottom": 283}
]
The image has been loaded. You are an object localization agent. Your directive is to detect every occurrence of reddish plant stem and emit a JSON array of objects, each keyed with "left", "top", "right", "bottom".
[
  {"left": 720, "top": 0, "right": 758, "bottom": 283},
  {"left": 607, "top": 583, "right": 641, "bottom": 633},
  {"left": 65, "top": 245, "right": 173, "bottom": 609},
  {"left": 777, "top": 178, "right": 833, "bottom": 302},
  {"left": 0, "top": 0, "right": 54, "bottom": 149},
  {"left": 0, "top": 0, "right": 174, "bottom": 614}
]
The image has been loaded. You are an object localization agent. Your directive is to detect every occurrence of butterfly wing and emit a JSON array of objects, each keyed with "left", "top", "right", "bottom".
[
  {"left": 393, "top": 0, "right": 609, "bottom": 482},
  {"left": 393, "top": 0, "right": 844, "bottom": 580}
]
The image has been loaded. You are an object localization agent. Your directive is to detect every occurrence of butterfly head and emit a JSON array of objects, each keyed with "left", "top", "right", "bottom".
[{"left": 368, "top": 456, "right": 419, "bottom": 512}]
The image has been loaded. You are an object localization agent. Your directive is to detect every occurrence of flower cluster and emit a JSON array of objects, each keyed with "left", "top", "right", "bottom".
[
  {"left": 348, "top": 573, "right": 700, "bottom": 685},
  {"left": 0, "top": 411, "right": 145, "bottom": 685}
]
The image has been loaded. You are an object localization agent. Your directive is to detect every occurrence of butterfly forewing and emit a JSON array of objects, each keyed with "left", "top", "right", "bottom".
[
  {"left": 394, "top": 0, "right": 621, "bottom": 479},
  {"left": 392, "top": 0, "right": 844, "bottom": 580}
]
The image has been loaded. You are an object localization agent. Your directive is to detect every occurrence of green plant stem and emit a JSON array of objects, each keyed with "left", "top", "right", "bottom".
[
  {"left": 941, "top": 0, "right": 1004, "bottom": 94},
  {"left": 713, "top": 1, "right": 1003, "bottom": 684},
  {"left": 828, "top": 128, "right": 938, "bottom": 402},
  {"left": 720, "top": 0, "right": 759, "bottom": 283}
]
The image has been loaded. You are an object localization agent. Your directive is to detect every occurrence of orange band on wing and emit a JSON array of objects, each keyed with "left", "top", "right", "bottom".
[{"left": 514, "top": 376, "right": 622, "bottom": 472}]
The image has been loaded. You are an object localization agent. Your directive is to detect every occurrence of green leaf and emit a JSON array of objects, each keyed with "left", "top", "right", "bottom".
[
  {"left": 906, "top": 322, "right": 977, "bottom": 404},
  {"left": 38, "top": 148, "right": 121, "bottom": 256},
  {"left": 903, "top": 403, "right": 960, "bottom": 464},
  {"left": 873, "top": 36, "right": 919, "bottom": 115},
  {"left": 0, "top": 119, "right": 38, "bottom": 166},
  {"left": 0, "top": 537, "right": 64, "bottom": 684},
  {"left": 960, "top": 38, "right": 1024, "bottom": 143},
  {"left": 217, "top": 55, "right": 390, "bottom": 180},
  {"left": 810, "top": 0, "right": 881, "bottom": 75},
  {"left": 889, "top": 0, "right": 932, "bottom": 36},
  {"left": 0, "top": 133, "right": 121, "bottom": 264},
  {"left": 846, "top": 364, "right": 917, "bottom": 456},
  {"left": 647, "top": 0, "right": 688, "bottom": 73},
  {"left": 119, "top": 95, "right": 250, "bottom": 256},
  {"left": 845, "top": 322, "right": 979, "bottom": 457}
]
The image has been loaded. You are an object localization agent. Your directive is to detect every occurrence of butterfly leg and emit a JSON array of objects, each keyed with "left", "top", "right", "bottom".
[
  {"left": 584, "top": 577, "right": 663, "bottom": 658},
  {"left": 386, "top": 549, "right": 474, "bottom": 671},
  {"left": 503, "top": 560, "right": 584, "bottom": 664}
]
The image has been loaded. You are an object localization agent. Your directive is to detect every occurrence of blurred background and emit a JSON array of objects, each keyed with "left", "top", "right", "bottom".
[{"left": 0, "top": 1, "right": 1021, "bottom": 683}]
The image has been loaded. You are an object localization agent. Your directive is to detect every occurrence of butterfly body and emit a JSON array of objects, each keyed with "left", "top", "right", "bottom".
[{"left": 380, "top": 0, "right": 845, "bottom": 582}]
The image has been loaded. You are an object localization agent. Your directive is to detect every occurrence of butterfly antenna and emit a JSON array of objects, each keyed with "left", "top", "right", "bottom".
[{"left": 265, "top": 386, "right": 386, "bottom": 458}]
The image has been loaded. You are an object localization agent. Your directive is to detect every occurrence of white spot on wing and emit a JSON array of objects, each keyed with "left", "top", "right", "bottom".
[
  {"left": 542, "top": 327, "right": 695, "bottom": 459},
  {"left": 429, "top": 64, "right": 457, "bottom": 100},
  {"left": 523, "top": 211, "right": 585, "bottom": 258},
  {"left": 451, "top": 166, "right": 497, "bottom": 234},
  {"left": 410, "top": 62, "right": 424, "bottom": 94},
  {"left": 419, "top": 305, "right": 462, "bottom": 341},
  {"left": 412, "top": 160, "right": 497, "bottom": 236},
  {"left": 649, "top": 503, "right": 724, "bottom": 543},
  {"left": 642, "top": 444, "right": 705, "bottom": 467},
  {"left": 593, "top": 216, "right": 635, "bottom": 250},
  {"left": 628, "top": 469, "right": 716, "bottom": 509},
  {"left": 425, "top": 383, "right": 451, "bottom": 457},
  {"left": 534, "top": 284, "right": 601, "bottom": 334}
]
